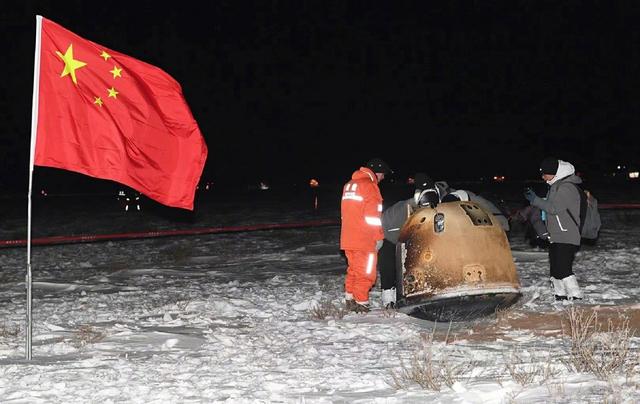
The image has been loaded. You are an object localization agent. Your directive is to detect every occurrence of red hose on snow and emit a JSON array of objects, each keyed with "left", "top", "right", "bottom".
[
  {"left": 2, "top": 203, "right": 639, "bottom": 248},
  {"left": 0, "top": 219, "right": 340, "bottom": 248}
]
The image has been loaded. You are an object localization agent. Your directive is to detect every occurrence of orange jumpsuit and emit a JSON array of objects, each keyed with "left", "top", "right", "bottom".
[{"left": 340, "top": 167, "right": 384, "bottom": 304}]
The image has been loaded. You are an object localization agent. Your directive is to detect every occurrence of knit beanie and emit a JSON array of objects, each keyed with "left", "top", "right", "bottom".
[{"left": 539, "top": 157, "right": 559, "bottom": 175}]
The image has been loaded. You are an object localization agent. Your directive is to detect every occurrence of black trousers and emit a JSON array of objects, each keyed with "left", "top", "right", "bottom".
[
  {"left": 549, "top": 243, "right": 579, "bottom": 279},
  {"left": 378, "top": 239, "right": 397, "bottom": 290}
]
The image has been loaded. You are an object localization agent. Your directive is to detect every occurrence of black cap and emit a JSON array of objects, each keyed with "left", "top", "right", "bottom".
[
  {"left": 539, "top": 157, "right": 559, "bottom": 175},
  {"left": 366, "top": 158, "right": 392, "bottom": 174},
  {"left": 414, "top": 172, "right": 434, "bottom": 189}
]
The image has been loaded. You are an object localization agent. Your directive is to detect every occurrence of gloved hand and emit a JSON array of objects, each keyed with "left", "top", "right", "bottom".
[
  {"left": 376, "top": 239, "right": 384, "bottom": 251},
  {"left": 523, "top": 188, "right": 537, "bottom": 203}
]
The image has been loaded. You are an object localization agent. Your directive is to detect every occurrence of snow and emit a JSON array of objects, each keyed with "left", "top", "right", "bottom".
[{"left": 0, "top": 191, "right": 639, "bottom": 403}]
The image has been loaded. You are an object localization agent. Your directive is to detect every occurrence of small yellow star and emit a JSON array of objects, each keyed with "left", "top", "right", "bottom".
[
  {"left": 100, "top": 51, "right": 111, "bottom": 61},
  {"left": 55, "top": 44, "right": 87, "bottom": 85},
  {"left": 107, "top": 87, "right": 119, "bottom": 98},
  {"left": 110, "top": 66, "right": 122, "bottom": 79},
  {"left": 94, "top": 97, "right": 103, "bottom": 107}
]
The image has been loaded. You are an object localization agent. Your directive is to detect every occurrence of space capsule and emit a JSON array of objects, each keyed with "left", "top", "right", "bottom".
[{"left": 395, "top": 200, "right": 521, "bottom": 321}]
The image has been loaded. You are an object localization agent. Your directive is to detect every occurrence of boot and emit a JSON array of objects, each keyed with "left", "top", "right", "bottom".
[
  {"left": 345, "top": 299, "right": 357, "bottom": 311},
  {"left": 563, "top": 275, "right": 583, "bottom": 300},
  {"left": 352, "top": 302, "right": 370, "bottom": 313},
  {"left": 382, "top": 287, "right": 397, "bottom": 309},
  {"left": 551, "top": 277, "right": 567, "bottom": 300},
  {"left": 345, "top": 292, "right": 356, "bottom": 311}
]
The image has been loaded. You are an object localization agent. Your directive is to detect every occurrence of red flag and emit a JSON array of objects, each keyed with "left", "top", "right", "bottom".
[{"left": 34, "top": 17, "right": 208, "bottom": 210}]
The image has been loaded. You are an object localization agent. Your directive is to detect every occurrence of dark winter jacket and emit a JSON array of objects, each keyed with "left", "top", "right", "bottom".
[
  {"left": 382, "top": 198, "right": 414, "bottom": 244},
  {"left": 530, "top": 161, "right": 582, "bottom": 246}
]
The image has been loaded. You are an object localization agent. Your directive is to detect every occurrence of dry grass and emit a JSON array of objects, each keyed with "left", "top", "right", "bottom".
[
  {"left": 562, "top": 306, "right": 638, "bottom": 379},
  {"left": 389, "top": 324, "right": 477, "bottom": 391},
  {"left": 381, "top": 306, "right": 398, "bottom": 318},
  {"left": 164, "top": 296, "right": 192, "bottom": 312},
  {"left": 173, "top": 299, "right": 191, "bottom": 312},
  {"left": 545, "top": 377, "right": 566, "bottom": 398},
  {"left": 387, "top": 305, "right": 639, "bottom": 399},
  {"left": 505, "top": 350, "right": 558, "bottom": 386},
  {"left": 0, "top": 322, "right": 20, "bottom": 338},
  {"left": 495, "top": 303, "right": 520, "bottom": 327},
  {"left": 390, "top": 343, "right": 443, "bottom": 391},
  {"left": 309, "top": 299, "right": 347, "bottom": 320},
  {"left": 71, "top": 325, "right": 105, "bottom": 348}
]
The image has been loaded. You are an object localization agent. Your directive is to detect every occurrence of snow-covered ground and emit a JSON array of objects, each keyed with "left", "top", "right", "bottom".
[{"left": 0, "top": 187, "right": 639, "bottom": 403}]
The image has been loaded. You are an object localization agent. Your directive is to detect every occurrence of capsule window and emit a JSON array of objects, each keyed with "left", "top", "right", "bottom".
[{"left": 434, "top": 213, "right": 445, "bottom": 233}]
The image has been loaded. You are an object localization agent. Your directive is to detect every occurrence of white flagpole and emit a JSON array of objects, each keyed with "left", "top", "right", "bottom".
[{"left": 26, "top": 15, "right": 43, "bottom": 360}]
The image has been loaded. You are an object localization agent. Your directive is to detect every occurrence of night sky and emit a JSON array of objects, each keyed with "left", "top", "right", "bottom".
[{"left": 1, "top": 1, "right": 639, "bottom": 192}]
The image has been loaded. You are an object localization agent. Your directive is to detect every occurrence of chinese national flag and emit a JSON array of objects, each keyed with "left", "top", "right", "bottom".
[{"left": 34, "top": 17, "right": 208, "bottom": 210}]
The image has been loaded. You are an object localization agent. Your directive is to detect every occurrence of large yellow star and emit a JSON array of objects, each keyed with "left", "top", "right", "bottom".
[
  {"left": 56, "top": 44, "right": 87, "bottom": 85},
  {"left": 110, "top": 66, "right": 122, "bottom": 79},
  {"left": 107, "top": 87, "right": 119, "bottom": 98}
]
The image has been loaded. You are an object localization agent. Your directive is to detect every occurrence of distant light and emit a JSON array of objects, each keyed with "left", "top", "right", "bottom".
[
  {"left": 40, "top": 189, "right": 47, "bottom": 196},
  {"left": 117, "top": 190, "right": 142, "bottom": 212},
  {"left": 617, "top": 165, "right": 622, "bottom": 170},
  {"left": 309, "top": 178, "right": 319, "bottom": 188},
  {"left": 406, "top": 177, "right": 415, "bottom": 185},
  {"left": 260, "top": 181, "right": 270, "bottom": 190},
  {"left": 493, "top": 175, "right": 506, "bottom": 182},
  {"left": 630, "top": 172, "right": 639, "bottom": 179}
]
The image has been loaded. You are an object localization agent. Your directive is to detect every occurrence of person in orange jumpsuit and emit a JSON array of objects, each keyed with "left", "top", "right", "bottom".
[{"left": 340, "top": 158, "right": 391, "bottom": 312}]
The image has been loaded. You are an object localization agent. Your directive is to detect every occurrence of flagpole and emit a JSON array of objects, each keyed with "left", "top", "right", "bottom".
[{"left": 26, "top": 15, "right": 43, "bottom": 360}]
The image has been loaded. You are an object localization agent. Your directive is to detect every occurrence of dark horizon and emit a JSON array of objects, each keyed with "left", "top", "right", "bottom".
[{"left": 1, "top": 1, "right": 639, "bottom": 193}]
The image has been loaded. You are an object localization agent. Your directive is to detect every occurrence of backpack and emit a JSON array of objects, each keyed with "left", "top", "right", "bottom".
[{"left": 567, "top": 184, "right": 602, "bottom": 240}]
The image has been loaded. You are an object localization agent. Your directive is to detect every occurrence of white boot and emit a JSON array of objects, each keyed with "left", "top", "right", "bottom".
[
  {"left": 551, "top": 277, "right": 567, "bottom": 300},
  {"left": 563, "top": 275, "right": 584, "bottom": 300},
  {"left": 382, "top": 288, "right": 397, "bottom": 308}
]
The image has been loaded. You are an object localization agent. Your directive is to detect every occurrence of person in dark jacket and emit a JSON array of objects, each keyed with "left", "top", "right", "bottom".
[
  {"left": 524, "top": 157, "right": 584, "bottom": 300},
  {"left": 379, "top": 173, "right": 438, "bottom": 308}
]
